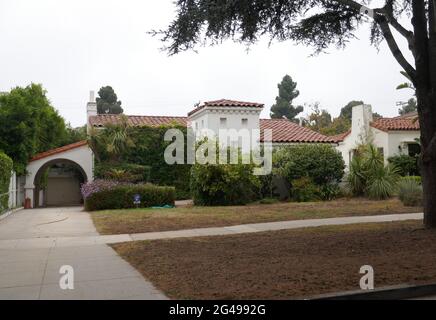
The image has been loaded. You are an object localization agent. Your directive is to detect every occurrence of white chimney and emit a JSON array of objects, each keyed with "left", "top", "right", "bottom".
[
  {"left": 86, "top": 90, "right": 97, "bottom": 134},
  {"left": 351, "top": 104, "right": 373, "bottom": 142}
]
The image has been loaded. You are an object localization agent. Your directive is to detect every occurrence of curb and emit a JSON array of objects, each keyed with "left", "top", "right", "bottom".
[
  {"left": 0, "top": 207, "right": 24, "bottom": 222},
  {"left": 309, "top": 283, "right": 436, "bottom": 300}
]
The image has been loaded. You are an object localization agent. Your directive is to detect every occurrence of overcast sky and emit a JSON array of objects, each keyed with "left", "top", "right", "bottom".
[{"left": 0, "top": 0, "right": 415, "bottom": 127}]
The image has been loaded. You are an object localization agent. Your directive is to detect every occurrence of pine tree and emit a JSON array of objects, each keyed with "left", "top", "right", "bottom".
[
  {"left": 270, "top": 75, "right": 303, "bottom": 121},
  {"left": 96, "top": 86, "right": 123, "bottom": 114}
]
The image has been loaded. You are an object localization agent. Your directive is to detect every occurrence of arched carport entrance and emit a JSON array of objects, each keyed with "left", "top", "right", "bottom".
[
  {"left": 33, "top": 159, "right": 88, "bottom": 207},
  {"left": 24, "top": 140, "right": 94, "bottom": 208}
]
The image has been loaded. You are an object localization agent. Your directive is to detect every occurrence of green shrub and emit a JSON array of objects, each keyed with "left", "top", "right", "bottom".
[
  {"left": 190, "top": 162, "right": 260, "bottom": 206},
  {"left": 347, "top": 144, "right": 400, "bottom": 200},
  {"left": 318, "top": 183, "right": 341, "bottom": 201},
  {"left": 95, "top": 162, "right": 151, "bottom": 183},
  {"left": 366, "top": 164, "right": 400, "bottom": 200},
  {"left": 398, "top": 178, "right": 423, "bottom": 207},
  {"left": 84, "top": 183, "right": 175, "bottom": 211},
  {"left": 291, "top": 177, "right": 319, "bottom": 202},
  {"left": 274, "top": 144, "right": 345, "bottom": 186},
  {"left": 401, "top": 175, "right": 421, "bottom": 185},
  {"left": 388, "top": 154, "right": 420, "bottom": 176},
  {"left": 0, "top": 152, "right": 13, "bottom": 212}
]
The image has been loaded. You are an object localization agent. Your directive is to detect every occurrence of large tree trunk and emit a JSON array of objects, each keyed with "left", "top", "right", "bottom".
[
  {"left": 419, "top": 93, "right": 436, "bottom": 227},
  {"left": 412, "top": 0, "right": 436, "bottom": 227}
]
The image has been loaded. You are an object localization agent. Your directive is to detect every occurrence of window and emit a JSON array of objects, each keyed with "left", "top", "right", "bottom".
[
  {"left": 241, "top": 118, "right": 248, "bottom": 127},
  {"left": 408, "top": 143, "right": 421, "bottom": 157},
  {"left": 201, "top": 120, "right": 204, "bottom": 128},
  {"left": 195, "top": 122, "right": 198, "bottom": 130},
  {"left": 220, "top": 117, "right": 227, "bottom": 128}
]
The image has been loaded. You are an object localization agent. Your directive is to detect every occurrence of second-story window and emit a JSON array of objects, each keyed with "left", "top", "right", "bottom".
[
  {"left": 220, "top": 117, "right": 227, "bottom": 128},
  {"left": 241, "top": 118, "right": 248, "bottom": 127}
]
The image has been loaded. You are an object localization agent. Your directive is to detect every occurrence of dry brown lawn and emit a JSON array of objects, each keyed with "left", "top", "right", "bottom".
[
  {"left": 112, "top": 221, "right": 436, "bottom": 299},
  {"left": 91, "top": 198, "right": 421, "bottom": 235}
]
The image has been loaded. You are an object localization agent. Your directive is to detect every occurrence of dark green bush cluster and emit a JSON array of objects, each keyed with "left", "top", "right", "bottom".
[
  {"left": 84, "top": 183, "right": 175, "bottom": 211},
  {"left": 398, "top": 177, "right": 423, "bottom": 207},
  {"left": 273, "top": 144, "right": 345, "bottom": 202},
  {"left": 388, "top": 155, "right": 420, "bottom": 176},
  {"left": 95, "top": 162, "right": 151, "bottom": 183},
  {"left": 190, "top": 162, "right": 260, "bottom": 206},
  {"left": 0, "top": 152, "right": 13, "bottom": 212}
]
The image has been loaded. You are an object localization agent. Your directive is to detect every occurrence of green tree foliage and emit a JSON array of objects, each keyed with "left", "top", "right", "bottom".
[
  {"left": 398, "top": 98, "right": 417, "bottom": 115},
  {"left": 0, "top": 84, "right": 68, "bottom": 174},
  {"left": 65, "top": 125, "right": 87, "bottom": 144},
  {"left": 96, "top": 86, "right": 123, "bottom": 114},
  {"left": 396, "top": 71, "right": 416, "bottom": 92},
  {"left": 270, "top": 75, "right": 303, "bottom": 121},
  {"left": 340, "top": 100, "right": 364, "bottom": 121},
  {"left": 321, "top": 116, "right": 351, "bottom": 136},
  {"left": 307, "top": 102, "right": 332, "bottom": 132},
  {"left": 0, "top": 152, "right": 13, "bottom": 212}
]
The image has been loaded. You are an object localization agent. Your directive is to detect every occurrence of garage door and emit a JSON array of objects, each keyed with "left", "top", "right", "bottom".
[{"left": 46, "top": 177, "right": 82, "bottom": 206}]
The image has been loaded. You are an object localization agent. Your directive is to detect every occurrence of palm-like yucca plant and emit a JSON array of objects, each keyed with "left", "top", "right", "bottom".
[
  {"left": 366, "top": 164, "right": 400, "bottom": 200},
  {"left": 347, "top": 144, "right": 400, "bottom": 200},
  {"left": 347, "top": 155, "right": 366, "bottom": 196},
  {"left": 88, "top": 115, "right": 134, "bottom": 162}
]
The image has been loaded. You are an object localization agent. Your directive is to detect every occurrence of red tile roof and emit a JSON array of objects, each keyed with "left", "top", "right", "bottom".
[
  {"left": 371, "top": 117, "right": 420, "bottom": 132},
  {"left": 89, "top": 115, "right": 187, "bottom": 127},
  {"left": 327, "top": 115, "right": 420, "bottom": 143},
  {"left": 260, "top": 119, "right": 337, "bottom": 143},
  {"left": 393, "top": 112, "right": 418, "bottom": 119},
  {"left": 90, "top": 115, "right": 335, "bottom": 144},
  {"left": 188, "top": 99, "right": 264, "bottom": 116},
  {"left": 329, "top": 130, "right": 351, "bottom": 142},
  {"left": 30, "top": 140, "right": 88, "bottom": 162}
]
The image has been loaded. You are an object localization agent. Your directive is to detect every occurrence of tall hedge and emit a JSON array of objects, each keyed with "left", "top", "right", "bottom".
[
  {"left": 0, "top": 152, "right": 13, "bottom": 212},
  {"left": 125, "top": 125, "right": 192, "bottom": 200},
  {"left": 273, "top": 144, "right": 345, "bottom": 186}
]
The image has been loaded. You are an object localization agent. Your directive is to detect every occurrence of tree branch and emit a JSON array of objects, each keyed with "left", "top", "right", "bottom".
[
  {"left": 376, "top": 16, "right": 417, "bottom": 82},
  {"left": 332, "top": 0, "right": 416, "bottom": 58}
]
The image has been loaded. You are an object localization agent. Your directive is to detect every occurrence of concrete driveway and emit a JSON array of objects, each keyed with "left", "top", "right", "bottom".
[{"left": 0, "top": 207, "right": 166, "bottom": 300}]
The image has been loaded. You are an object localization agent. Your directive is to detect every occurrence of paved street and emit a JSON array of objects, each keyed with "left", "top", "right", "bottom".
[{"left": 0, "top": 207, "right": 166, "bottom": 300}]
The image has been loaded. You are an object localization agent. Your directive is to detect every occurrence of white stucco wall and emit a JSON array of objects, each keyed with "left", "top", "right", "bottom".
[
  {"left": 336, "top": 104, "right": 420, "bottom": 169},
  {"left": 385, "top": 131, "right": 421, "bottom": 159},
  {"left": 189, "top": 106, "right": 262, "bottom": 148},
  {"left": 24, "top": 144, "right": 94, "bottom": 208}
]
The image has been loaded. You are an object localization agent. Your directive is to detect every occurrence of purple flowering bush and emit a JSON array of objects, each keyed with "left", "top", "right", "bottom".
[{"left": 81, "top": 179, "right": 123, "bottom": 200}]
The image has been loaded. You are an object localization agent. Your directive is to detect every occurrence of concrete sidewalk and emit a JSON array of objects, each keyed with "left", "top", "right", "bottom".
[
  {"left": 0, "top": 207, "right": 166, "bottom": 300},
  {"left": 0, "top": 212, "right": 423, "bottom": 250}
]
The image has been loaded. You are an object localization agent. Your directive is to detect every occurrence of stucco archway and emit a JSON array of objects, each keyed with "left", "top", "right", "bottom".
[
  {"left": 33, "top": 159, "right": 87, "bottom": 207},
  {"left": 24, "top": 141, "right": 94, "bottom": 208}
]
